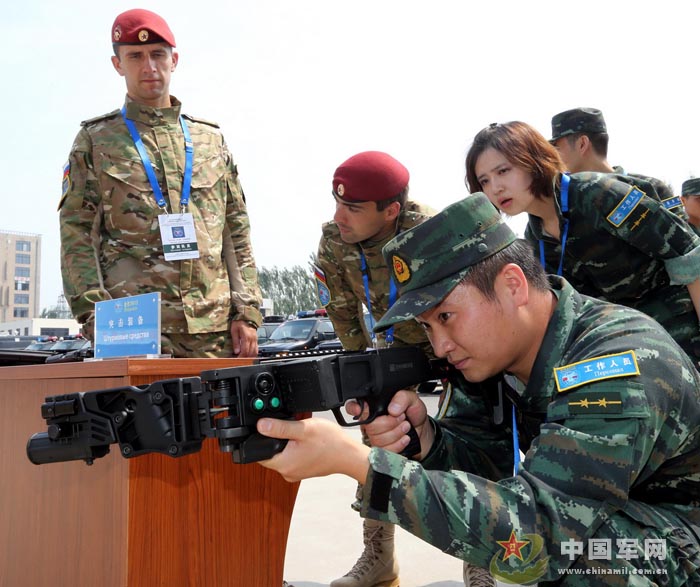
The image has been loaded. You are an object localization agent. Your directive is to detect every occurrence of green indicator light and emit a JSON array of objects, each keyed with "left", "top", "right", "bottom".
[
  {"left": 270, "top": 397, "right": 281, "bottom": 409},
  {"left": 253, "top": 398, "right": 265, "bottom": 412}
]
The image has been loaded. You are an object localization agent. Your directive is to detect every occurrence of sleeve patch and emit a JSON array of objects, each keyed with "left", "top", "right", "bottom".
[
  {"left": 554, "top": 350, "right": 639, "bottom": 393},
  {"left": 662, "top": 195, "right": 682, "bottom": 210},
  {"left": 313, "top": 264, "right": 331, "bottom": 307},
  {"left": 61, "top": 160, "right": 71, "bottom": 197},
  {"left": 567, "top": 391, "right": 623, "bottom": 414},
  {"left": 606, "top": 187, "right": 645, "bottom": 227}
]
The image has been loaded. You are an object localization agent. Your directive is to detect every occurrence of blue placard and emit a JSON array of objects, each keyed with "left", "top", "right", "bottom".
[{"left": 94, "top": 293, "right": 161, "bottom": 358}]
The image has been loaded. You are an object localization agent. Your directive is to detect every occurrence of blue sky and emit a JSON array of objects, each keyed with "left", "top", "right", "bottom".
[{"left": 2, "top": 0, "right": 698, "bottom": 309}]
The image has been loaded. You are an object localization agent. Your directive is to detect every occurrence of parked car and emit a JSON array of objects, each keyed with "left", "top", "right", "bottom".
[
  {"left": 47, "top": 337, "right": 91, "bottom": 352},
  {"left": 257, "top": 322, "right": 281, "bottom": 345},
  {"left": 257, "top": 317, "right": 336, "bottom": 356},
  {"left": 0, "top": 335, "right": 48, "bottom": 351}
]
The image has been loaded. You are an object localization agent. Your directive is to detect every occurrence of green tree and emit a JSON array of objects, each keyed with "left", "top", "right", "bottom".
[{"left": 258, "top": 262, "right": 319, "bottom": 317}]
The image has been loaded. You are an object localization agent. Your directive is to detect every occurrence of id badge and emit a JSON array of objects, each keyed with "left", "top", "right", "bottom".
[{"left": 158, "top": 213, "right": 200, "bottom": 261}]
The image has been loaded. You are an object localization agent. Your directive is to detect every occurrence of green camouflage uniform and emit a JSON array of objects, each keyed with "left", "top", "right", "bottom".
[
  {"left": 59, "top": 97, "right": 262, "bottom": 356},
  {"left": 317, "top": 201, "right": 435, "bottom": 354},
  {"left": 526, "top": 171, "right": 700, "bottom": 361},
  {"left": 362, "top": 276, "right": 700, "bottom": 585},
  {"left": 611, "top": 165, "right": 698, "bottom": 232}
]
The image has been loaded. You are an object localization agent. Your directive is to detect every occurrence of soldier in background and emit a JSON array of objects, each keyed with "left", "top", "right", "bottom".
[
  {"left": 317, "top": 151, "right": 496, "bottom": 587},
  {"left": 316, "top": 150, "right": 436, "bottom": 587},
  {"left": 258, "top": 193, "right": 700, "bottom": 585},
  {"left": 549, "top": 107, "right": 690, "bottom": 225},
  {"left": 466, "top": 121, "right": 700, "bottom": 365},
  {"left": 59, "top": 8, "right": 262, "bottom": 358},
  {"left": 682, "top": 178, "right": 700, "bottom": 229}
]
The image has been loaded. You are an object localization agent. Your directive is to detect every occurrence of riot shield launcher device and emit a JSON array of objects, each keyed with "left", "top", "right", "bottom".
[{"left": 27, "top": 347, "right": 433, "bottom": 466}]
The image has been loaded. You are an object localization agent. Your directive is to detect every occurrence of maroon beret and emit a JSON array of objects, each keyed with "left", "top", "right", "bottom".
[
  {"left": 112, "top": 9, "right": 176, "bottom": 47},
  {"left": 333, "top": 151, "right": 410, "bottom": 202}
]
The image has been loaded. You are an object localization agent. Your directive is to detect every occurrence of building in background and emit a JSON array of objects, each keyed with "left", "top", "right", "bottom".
[{"left": 0, "top": 230, "right": 41, "bottom": 323}]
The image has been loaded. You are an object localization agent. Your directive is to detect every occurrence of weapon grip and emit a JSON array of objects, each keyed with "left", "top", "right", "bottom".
[{"left": 400, "top": 425, "right": 422, "bottom": 459}]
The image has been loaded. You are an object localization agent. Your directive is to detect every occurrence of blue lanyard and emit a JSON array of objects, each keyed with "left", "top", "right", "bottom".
[
  {"left": 360, "top": 250, "right": 397, "bottom": 345},
  {"left": 539, "top": 173, "right": 570, "bottom": 276},
  {"left": 512, "top": 405, "right": 520, "bottom": 474},
  {"left": 120, "top": 107, "right": 194, "bottom": 211}
]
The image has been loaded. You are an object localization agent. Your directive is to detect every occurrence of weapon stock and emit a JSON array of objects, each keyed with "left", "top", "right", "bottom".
[{"left": 27, "top": 346, "right": 433, "bottom": 465}]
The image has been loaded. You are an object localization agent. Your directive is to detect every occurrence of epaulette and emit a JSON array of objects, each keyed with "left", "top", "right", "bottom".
[
  {"left": 181, "top": 113, "right": 220, "bottom": 128},
  {"left": 80, "top": 109, "right": 121, "bottom": 127}
]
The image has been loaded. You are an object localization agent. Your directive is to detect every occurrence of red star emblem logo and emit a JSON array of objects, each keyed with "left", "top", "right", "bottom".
[{"left": 496, "top": 530, "right": 530, "bottom": 561}]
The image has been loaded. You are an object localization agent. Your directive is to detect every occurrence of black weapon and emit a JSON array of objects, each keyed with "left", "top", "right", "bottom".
[{"left": 27, "top": 346, "right": 433, "bottom": 465}]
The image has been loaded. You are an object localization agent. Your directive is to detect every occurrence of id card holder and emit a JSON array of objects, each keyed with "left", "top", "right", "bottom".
[{"left": 158, "top": 212, "right": 200, "bottom": 260}]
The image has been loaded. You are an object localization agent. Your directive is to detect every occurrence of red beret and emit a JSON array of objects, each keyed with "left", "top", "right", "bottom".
[
  {"left": 333, "top": 151, "right": 410, "bottom": 202},
  {"left": 112, "top": 9, "right": 176, "bottom": 47}
]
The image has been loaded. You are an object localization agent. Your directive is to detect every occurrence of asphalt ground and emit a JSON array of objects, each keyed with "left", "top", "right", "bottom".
[{"left": 283, "top": 393, "right": 465, "bottom": 587}]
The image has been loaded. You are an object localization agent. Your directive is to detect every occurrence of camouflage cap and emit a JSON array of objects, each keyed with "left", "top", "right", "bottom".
[
  {"left": 682, "top": 177, "right": 700, "bottom": 197},
  {"left": 550, "top": 107, "right": 607, "bottom": 143},
  {"left": 374, "top": 193, "right": 516, "bottom": 332}
]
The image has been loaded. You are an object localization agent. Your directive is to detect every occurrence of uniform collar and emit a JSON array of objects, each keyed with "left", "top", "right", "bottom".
[
  {"left": 527, "top": 175, "right": 567, "bottom": 239},
  {"left": 521, "top": 276, "right": 579, "bottom": 410},
  {"left": 123, "top": 95, "right": 182, "bottom": 125}
]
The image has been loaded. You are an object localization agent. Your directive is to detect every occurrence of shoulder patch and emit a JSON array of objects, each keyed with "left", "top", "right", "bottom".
[
  {"left": 606, "top": 186, "right": 645, "bottom": 227},
  {"left": 181, "top": 113, "right": 220, "bottom": 128},
  {"left": 61, "top": 161, "right": 71, "bottom": 197},
  {"left": 313, "top": 264, "right": 331, "bottom": 307},
  {"left": 80, "top": 109, "right": 121, "bottom": 127},
  {"left": 554, "top": 350, "right": 639, "bottom": 393},
  {"left": 661, "top": 195, "right": 682, "bottom": 211}
]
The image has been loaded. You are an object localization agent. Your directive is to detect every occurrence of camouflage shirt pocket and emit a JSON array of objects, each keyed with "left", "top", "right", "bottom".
[
  {"left": 99, "top": 153, "right": 161, "bottom": 243},
  {"left": 189, "top": 153, "right": 228, "bottom": 230}
]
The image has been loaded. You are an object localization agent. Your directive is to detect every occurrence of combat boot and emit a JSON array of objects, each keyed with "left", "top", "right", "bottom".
[
  {"left": 463, "top": 562, "right": 496, "bottom": 587},
  {"left": 330, "top": 518, "right": 400, "bottom": 587}
]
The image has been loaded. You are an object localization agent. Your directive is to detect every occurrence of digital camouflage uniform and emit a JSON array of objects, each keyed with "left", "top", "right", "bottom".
[
  {"left": 59, "top": 97, "right": 262, "bottom": 356},
  {"left": 362, "top": 276, "right": 700, "bottom": 585},
  {"left": 550, "top": 107, "right": 694, "bottom": 230},
  {"left": 526, "top": 171, "right": 700, "bottom": 361},
  {"left": 317, "top": 201, "right": 435, "bottom": 355},
  {"left": 611, "top": 165, "right": 698, "bottom": 232}
]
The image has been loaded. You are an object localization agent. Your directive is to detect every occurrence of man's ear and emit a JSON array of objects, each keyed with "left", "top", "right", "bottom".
[
  {"left": 497, "top": 263, "right": 529, "bottom": 307},
  {"left": 577, "top": 134, "right": 591, "bottom": 155},
  {"left": 383, "top": 201, "right": 401, "bottom": 222},
  {"left": 171, "top": 50, "right": 179, "bottom": 71},
  {"left": 111, "top": 54, "right": 125, "bottom": 77}
]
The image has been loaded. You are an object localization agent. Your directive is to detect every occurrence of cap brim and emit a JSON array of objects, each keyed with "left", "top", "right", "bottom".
[{"left": 373, "top": 268, "right": 469, "bottom": 333}]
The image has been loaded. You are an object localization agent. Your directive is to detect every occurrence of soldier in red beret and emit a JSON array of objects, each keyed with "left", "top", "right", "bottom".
[
  {"left": 59, "top": 9, "right": 263, "bottom": 359},
  {"left": 316, "top": 152, "right": 435, "bottom": 587}
]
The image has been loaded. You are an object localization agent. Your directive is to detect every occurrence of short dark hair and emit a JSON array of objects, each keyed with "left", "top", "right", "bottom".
[
  {"left": 461, "top": 239, "right": 549, "bottom": 300},
  {"left": 566, "top": 131, "right": 609, "bottom": 158},
  {"left": 465, "top": 121, "right": 564, "bottom": 200},
  {"left": 376, "top": 186, "right": 409, "bottom": 211}
]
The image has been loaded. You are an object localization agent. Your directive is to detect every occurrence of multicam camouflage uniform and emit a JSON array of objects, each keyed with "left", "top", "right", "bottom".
[
  {"left": 317, "top": 201, "right": 435, "bottom": 354},
  {"left": 361, "top": 276, "right": 700, "bottom": 585},
  {"left": 59, "top": 97, "right": 262, "bottom": 357},
  {"left": 526, "top": 171, "right": 700, "bottom": 361}
]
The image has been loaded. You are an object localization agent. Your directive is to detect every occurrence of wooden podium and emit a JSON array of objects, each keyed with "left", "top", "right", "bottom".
[{"left": 0, "top": 358, "right": 300, "bottom": 587}]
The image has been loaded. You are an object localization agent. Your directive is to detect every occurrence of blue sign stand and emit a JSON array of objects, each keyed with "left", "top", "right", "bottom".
[{"left": 94, "top": 293, "right": 162, "bottom": 358}]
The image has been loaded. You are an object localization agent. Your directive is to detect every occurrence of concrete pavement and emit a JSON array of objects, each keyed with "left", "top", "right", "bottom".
[{"left": 283, "top": 394, "right": 465, "bottom": 587}]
